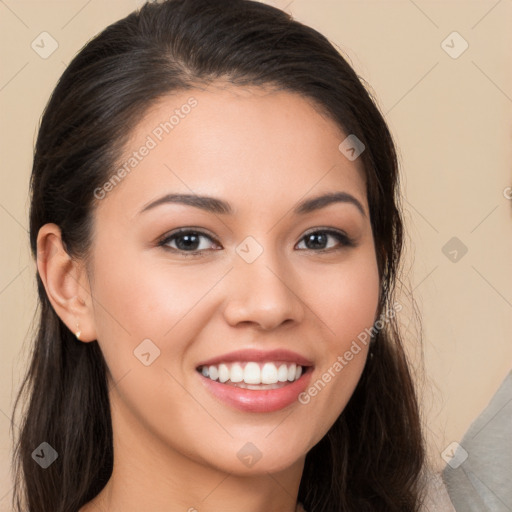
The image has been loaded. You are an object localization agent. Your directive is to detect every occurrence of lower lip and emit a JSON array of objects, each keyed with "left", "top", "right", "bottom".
[{"left": 197, "top": 367, "right": 314, "bottom": 413}]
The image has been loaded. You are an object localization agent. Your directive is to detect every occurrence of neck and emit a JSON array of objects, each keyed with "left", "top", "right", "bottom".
[{"left": 83, "top": 398, "right": 305, "bottom": 512}]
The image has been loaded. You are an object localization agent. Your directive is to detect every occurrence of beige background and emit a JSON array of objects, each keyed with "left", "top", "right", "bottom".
[{"left": 1, "top": 0, "right": 511, "bottom": 507}]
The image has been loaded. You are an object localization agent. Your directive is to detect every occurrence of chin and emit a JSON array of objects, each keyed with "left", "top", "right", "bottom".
[{"left": 207, "top": 441, "right": 307, "bottom": 476}]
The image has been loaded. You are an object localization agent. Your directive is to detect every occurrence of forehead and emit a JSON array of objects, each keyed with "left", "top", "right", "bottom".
[{"left": 94, "top": 82, "right": 368, "bottom": 220}]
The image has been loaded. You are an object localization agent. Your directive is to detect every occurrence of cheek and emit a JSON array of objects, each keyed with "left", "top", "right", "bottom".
[
  {"left": 88, "top": 250, "right": 204, "bottom": 426},
  {"left": 89, "top": 245, "right": 220, "bottom": 374},
  {"left": 91, "top": 244, "right": 193, "bottom": 332},
  {"left": 311, "top": 250, "right": 380, "bottom": 347},
  {"left": 298, "top": 250, "right": 379, "bottom": 433}
]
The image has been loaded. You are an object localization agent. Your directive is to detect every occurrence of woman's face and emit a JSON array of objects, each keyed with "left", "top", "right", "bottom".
[{"left": 83, "top": 83, "right": 380, "bottom": 475}]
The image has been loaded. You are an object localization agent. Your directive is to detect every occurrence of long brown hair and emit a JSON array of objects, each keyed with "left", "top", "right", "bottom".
[{"left": 12, "top": 1, "right": 426, "bottom": 510}]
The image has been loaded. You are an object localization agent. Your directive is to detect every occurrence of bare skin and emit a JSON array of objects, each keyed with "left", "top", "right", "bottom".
[{"left": 36, "top": 82, "right": 380, "bottom": 512}]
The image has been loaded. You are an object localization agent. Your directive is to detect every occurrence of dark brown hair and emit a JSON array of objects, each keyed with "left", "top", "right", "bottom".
[{"left": 12, "top": 0, "right": 426, "bottom": 510}]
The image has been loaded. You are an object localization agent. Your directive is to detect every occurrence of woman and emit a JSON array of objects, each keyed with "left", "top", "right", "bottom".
[{"left": 12, "top": 0, "right": 439, "bottom": 510}]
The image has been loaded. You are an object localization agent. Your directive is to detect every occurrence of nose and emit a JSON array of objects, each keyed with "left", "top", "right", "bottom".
[{"left": 222, "top": 248, "right": 305, "bottom": 331}]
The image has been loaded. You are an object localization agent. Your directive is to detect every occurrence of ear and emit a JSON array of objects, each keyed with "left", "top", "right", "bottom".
[{"left": 36, "top": 223, "right": 97, "bottom": 342}]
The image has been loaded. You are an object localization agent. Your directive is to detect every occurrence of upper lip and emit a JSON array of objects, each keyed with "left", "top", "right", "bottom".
[{"left": 196, "top": 348, "right": 314, "bottom": 368}]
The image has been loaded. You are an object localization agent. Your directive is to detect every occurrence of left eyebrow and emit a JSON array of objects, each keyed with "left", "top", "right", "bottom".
[
  {"left": 294, "top": 191, "right": 366, "bottom": 218},
  {"left": 137, "top": 191, "right": 366, "bottom": 218}
]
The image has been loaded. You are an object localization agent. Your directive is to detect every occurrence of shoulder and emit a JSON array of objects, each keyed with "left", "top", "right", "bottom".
[{"left": 442, "top": 370, "right": 512, "bottom": 511}]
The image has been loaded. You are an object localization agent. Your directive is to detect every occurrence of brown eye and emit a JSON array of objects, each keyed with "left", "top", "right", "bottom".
[
  {"left": 157, "top": 227, "right": 356, "bottom": 257},
  {"left": 296, "top": 229, "right": 356, "bottom": 252},
  {"left": 158, "top": 229, "right": 219, "bottom": 256}
]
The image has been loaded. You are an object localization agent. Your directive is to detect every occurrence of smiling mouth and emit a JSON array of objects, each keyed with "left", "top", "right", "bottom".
[{"left": 196, "top": 361, "right": 310, "bottom": 389}]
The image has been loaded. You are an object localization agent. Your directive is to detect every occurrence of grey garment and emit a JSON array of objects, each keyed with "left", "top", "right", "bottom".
[
  {"left": 442, "top": 370, "right": 512, "bottom": 512},
  {"left": 421, "top": 471, "right": 457, "bottom": 512}
]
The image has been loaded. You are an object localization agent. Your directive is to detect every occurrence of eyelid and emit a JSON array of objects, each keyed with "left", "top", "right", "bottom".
[
  {"left": 156, "top": 227, "right": 220, "bottom": 251},
  {"left": 302, "top": 226, "right": 349, "bottom": 239},
  {"left": 298, "top": 227, "right": 357, "bottom": 249}
]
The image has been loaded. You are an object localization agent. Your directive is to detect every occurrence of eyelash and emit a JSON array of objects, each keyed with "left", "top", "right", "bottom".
[{"left": 157, "top": 227, "right": 357, "bottom": 257}]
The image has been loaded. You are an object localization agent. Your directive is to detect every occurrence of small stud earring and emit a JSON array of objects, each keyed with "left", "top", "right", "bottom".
[{"left": 75, "top": 320, "right": 81, "bottom": 340}]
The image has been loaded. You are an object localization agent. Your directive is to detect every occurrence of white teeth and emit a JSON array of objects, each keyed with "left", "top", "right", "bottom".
[
  {"left": 198, "top": 361, "right": 306, "bottom": 385},
  {"left": 287, "top": 363, "right": 296, "bottom": 381},
  {"left": 277, "top": 364, "right": 289, "bottom": 382},
  {"left": 218, "top": 363, "right": 229, "bottom": 383},
  {"left": 261, "top": 362, "right": 278, "bottom": 384},
  {"left": 243, "top": 362, "right": 260, "bottom": 384},
  {"left": 230, "top": 363, "right": 244, "bottom": 383},
  {"left": 208, "top": 365, "right": 218, "bottom": 381}
]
